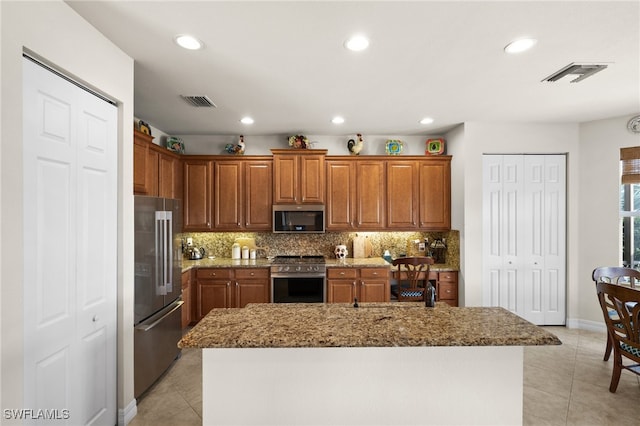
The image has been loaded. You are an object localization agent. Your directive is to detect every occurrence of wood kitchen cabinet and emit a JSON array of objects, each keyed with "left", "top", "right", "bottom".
[
  {"left": 181, "top": 269, "right": 193, "bottom": 328},
  {"left": 272, "top": 149, "right": 326, "bottom": 204},
  {"left": 436, "top": 270, "right": 458, "bottom": 307},
  {"left": 196, "top": 268, "right": 270, "bottom": 320},
  {"left": 418, "top": 158, "right": 451, "bottom": 230},
  {"left": 234, "top": 268, "right": 270, "bottom": 307},
  {"left": 183, "top": 157, "right": 272, "bottom": 232},
  {"left": 387, "top": 160, "right": 418, "bottom": 229},
  {"left": 183, "top": 159, "right": 213, "bottom": 231},
  {"left": 326, "top": 156, "right": 450, "bottom": 231},
  {"left": 326, "top": 158, "right": 385, "bottom": 231},
  {"left": 133, "top": 129, "right": 182, "bottom": 198},
  {"left": 327, "top": 267, "right": 389, "bottom": 303},
  {"left": 214, "top": 159, "right": 273, "bottom": 231}
]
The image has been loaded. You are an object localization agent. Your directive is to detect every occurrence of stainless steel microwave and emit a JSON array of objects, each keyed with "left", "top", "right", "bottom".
[{"left": 272, "top": 205, "right": 325, "bottom": 233}]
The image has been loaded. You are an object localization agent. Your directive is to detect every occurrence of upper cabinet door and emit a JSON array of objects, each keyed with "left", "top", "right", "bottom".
[
  {"left": 244, "top": 160, "right": 273, "bottom": 230},
  {"left": 355, "top": 161, "right": 386, "bottom": 229},
  {"left": 214, "top": 161, "right": 243, "bottom": 230},
  {"left": 272, "top": 149, "right": 327, "bottom": 204},
  {"left": 183, "top": 159, "right": 212, "bottom": 231},
  {"left": 273, "top": 154, "right": 298, "bottom": 203},
  {"left": 418, "top": 158, "right": 451, "bottom": 230},
  {"left": 299, "top": 154, "right": 325, "bottom": 204},
  {"left": 326, "top": 160, "right": 356, "bottom": 230},
  {"left": 387, "top": 161, "right": 418, "bottom": 229}
]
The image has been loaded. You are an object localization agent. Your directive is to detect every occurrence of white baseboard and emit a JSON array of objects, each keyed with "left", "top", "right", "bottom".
[
  {"left": 566, "top": 317, "right": 606, "bottom": 333},
  {"left": 118, "top": 399, "right": 137, "bottom": 425}
]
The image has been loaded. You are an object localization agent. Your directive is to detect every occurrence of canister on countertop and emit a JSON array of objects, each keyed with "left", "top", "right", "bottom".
[
  {"left": 241, "top": 246, "right": 249, "bottom": 259},
  {"left": 249, "top": 249, "right": 256, "bottom": 259},
  {"left": 231, "top": 242, "right": 241, "bottom": 259}
]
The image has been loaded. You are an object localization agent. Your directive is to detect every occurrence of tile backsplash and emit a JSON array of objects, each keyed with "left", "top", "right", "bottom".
[{"left": 182, "top": 230, "right": 459, "bottom": 268}]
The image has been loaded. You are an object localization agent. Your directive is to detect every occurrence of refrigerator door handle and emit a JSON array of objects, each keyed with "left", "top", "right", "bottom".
[
  {"left": 155, "top": 211, "right": 168, "bottom": 296},
  {"left": 165, "top": 211, "right": 173, "bottom": 293},
  {"left": 134, "top": 300, "right": 183, "bottom": 332}
]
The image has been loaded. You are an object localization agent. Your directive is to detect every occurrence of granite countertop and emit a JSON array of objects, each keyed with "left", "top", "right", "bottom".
[
  {"left": 183, "top": 257, "right": 457, "bottom": 272},
  {"left": 179, "top": 303, "right": 561, "bottom": 349}
]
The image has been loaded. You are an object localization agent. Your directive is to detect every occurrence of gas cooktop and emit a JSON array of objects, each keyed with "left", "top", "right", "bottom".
[{"left": 271, "top": 255, "right": 326, "bottom": 265}]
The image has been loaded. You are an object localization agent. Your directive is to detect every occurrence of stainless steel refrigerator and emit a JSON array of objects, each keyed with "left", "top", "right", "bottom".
[{"left": 134, "top": 196, "right": 183, "bottom": 398}]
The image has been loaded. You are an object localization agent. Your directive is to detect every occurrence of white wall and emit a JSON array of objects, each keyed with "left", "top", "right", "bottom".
[
  {"left": 576, "top": 114, "right": 640, "bottom": 329},
  {"left": 0, "top": 1, "right": 135, "bottom": 423}
]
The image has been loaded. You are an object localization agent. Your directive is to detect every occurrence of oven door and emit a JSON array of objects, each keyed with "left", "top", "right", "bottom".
[{"left": 271, "top": 275, "right": 325, "bottom": 303}]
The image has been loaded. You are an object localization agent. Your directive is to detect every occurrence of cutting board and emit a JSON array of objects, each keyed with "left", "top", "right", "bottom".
[
  {"left": 353, "top": 235, "right": 366, "bottom": 258},
  {"left": 364, "top": 237, "right": 373, "bottom": 258},
  {"left": 353, "top": 235, "right": 373, "bottom": 258}
]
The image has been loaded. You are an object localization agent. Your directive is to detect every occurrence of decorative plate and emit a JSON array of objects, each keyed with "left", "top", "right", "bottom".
[
  {"left": 628, "top": 115, "right": 640, "bottom": 134},
  {"left": 426, "top": 138, "right": 445, "bottom": 155},
  {"left": 385, "top": 139, "right": 403, "bottom": 155}
]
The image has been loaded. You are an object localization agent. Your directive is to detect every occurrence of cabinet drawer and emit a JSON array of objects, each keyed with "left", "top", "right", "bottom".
[
  {"left": 360, "top": 268, "right": 388, "bottom": 279},
  {"left": 196, "top": 268, "right": 233, "bottom": 279},
  {"left": 235, "top": 268, "right": 269, "bottom": 279},
  {"left": 327, "top": 268, "right": 358, "bottom": 279},
  {"left": 438, "top": 271, "right": 457, "bottom": 282},
  {"left": 438, "top": 282, "right": 457, "bottom": 300}
]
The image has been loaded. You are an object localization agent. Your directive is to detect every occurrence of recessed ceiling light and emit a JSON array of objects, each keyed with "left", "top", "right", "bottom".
[
  {"left": 344, "top": 35, "right": 369, "bottom": 52},
  {"left": 419, "top": 117, "right": 434, "bottom": 125},
  {"left": 331, "top": 116, "right": 345, "bottom": 124},
  {"left": 240, "top": 117, "right": 254, "bottom": 125},
  {"left": 504, "top": 38, "right": 537, "bottom": 54},
  {"left": 175, "top": 34, "right": 203, "bottom": 50}
]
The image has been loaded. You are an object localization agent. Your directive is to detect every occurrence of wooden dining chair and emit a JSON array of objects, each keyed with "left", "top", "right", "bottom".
[
  {"left": 595, "top": 282, "right": 640, "bottom": 392},
  {"left": 392, "top": 257, "right": 435, "bottom": 302},
  {"left": 592, "top": 266, "right": 640, "bottom": 360}
]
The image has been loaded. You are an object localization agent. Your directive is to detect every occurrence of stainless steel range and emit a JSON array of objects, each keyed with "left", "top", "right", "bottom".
[{"left": 270, "top": 256, "right": 326, "bottom": 303}]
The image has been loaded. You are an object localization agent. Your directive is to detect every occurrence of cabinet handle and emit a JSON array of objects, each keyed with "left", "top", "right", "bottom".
[
  {"left": 227, "top": 281, "right": 230, "bottom": 287},
  {"left": 235, "top": 281, "right": 239, "bottom": 287},
  {"left": 340, "top": 271, "right": 345, "bottom": 275},
  {"left": 352, "top": 282, "right": 356, "bottom": 288},
  {"left": 238, "top": 222, "right": 241, "bottom": 226},
  {"left": 210, "top": 272, "right": 216, "bottom": 277}
]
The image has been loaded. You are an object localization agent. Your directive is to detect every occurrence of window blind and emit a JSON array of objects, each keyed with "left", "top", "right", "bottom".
[{"left": 621, "top": 147, "right": 640, "bottom": 184}]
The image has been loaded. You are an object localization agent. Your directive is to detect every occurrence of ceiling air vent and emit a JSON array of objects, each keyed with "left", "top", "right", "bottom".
[
  {"left": 542, "top": 63, "right": 608, "bottom": 83},
  {"left": 180, "top": 95, "right": 217, "bottom": 107}
]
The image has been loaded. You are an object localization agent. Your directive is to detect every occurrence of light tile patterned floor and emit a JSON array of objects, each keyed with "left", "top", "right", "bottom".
[{"left": 130, "top": 327, "right": 640, "bottom": 426}]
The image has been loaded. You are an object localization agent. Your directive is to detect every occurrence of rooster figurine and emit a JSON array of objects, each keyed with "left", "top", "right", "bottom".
[
  {"left": 347, "top": 133, "right": 364, "bottom": 155},
  {"left": 225, "top": 134, "right": 245, "bottom": 155}
]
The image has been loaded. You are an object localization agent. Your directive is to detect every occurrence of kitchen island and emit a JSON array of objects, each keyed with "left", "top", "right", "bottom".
[{"left": 180, "top": 303, "right": 560, "bottom": 425}]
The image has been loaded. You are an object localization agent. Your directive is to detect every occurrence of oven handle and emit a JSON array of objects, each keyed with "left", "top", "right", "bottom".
[{"left": 270, "top": 273, "right": 326, "bottom": 279}]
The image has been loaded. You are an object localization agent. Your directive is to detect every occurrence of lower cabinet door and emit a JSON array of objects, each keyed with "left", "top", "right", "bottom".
[
  {"left": 198, "top": 281, "right": 232, "bottom": 318},
  {"left": 359, "top": 280, "right": 388, "bottom": 303},
  {"left": 327, "top": 280, "right": 357, "bottom": 304}
]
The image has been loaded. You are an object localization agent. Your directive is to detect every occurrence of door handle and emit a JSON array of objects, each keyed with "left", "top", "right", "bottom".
[{"left": 135, "top": 301, "right": 183, "bottom": 332}]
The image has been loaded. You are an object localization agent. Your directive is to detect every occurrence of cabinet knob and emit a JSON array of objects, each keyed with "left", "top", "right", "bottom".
[
  {"left": 340, "top": 271, "right": 345, "bottom": 275},
  {"left": 372, "top": 272, "right": 378, "bottom": 276},
  {"left": 250, "top": 272, "right": 255, "bottom": 276}
]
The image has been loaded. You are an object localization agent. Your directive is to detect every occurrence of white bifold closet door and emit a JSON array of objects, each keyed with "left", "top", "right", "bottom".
[
  {"left": 482, "top": 155, "right": 566, "bottom": 325},
  {"left": 22, "top": 56, "right": 117, "bottom": 425}
]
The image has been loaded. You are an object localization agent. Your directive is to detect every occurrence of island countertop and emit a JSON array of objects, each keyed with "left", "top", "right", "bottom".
[{"left": 179, "top": 303, "right": 561, "bottom": 349}]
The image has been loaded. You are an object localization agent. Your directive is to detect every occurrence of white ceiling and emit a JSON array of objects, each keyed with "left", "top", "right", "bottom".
[{"left": 67, "top": 1, "right": 640, "bottom": 136}]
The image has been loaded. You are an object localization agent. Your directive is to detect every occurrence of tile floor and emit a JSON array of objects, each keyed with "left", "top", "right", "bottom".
[{"left": 129, "top": 327, "right": 640, "bottom": 426}]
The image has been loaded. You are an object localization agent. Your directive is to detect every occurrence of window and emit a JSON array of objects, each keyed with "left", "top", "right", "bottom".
[{"left": 620, "top": 147, "right": 640, "bottom": 267}]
